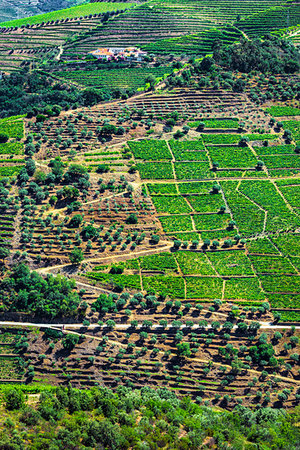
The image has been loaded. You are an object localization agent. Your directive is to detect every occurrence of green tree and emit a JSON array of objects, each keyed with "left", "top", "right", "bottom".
[
  {"left": 69, "top": 248, "right": 84, "bottom": 264},
  {"left": 62, "top": 334, "right": 79, "bottom": 350}
]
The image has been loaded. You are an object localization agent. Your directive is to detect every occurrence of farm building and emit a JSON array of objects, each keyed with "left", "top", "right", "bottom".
[{"left": 89, "top": 47, "right": 147, "bottom": 62}]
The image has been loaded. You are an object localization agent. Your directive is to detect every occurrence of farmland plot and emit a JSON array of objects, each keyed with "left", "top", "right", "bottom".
[
  {"left": 187, "top": 194, "right": 225, "bottom": 213},
  {"left": 152, "top": 195, "right": 192, "bottom": 214},
  {"left": 193, "top": 213, "right": 230, "bottom": 231},
  {"left": 207, "top": 145, "right": 258, "bottom": 168},
  {"left": 128, "top": 140, "right": 172, "bottom": 160},
  {"left": 142, "top": 275, "right": 185, "bottom": 299},
  {"left": 208, "top": 251, "right": 254, "bottom": 276},
  {"left": 140, "top": 253, "right": 177, "bottom": 272},
  {"left": 247, "top": 237, "right": 280, "bottom": 255},
  {"left": 238, "top": 181, "right": 300, "bottom": 232},
  {"left": 250, "top": 255, "right": 297, "bottom": 275},
  {"left": 159, "top": 215, "right": 193, "bottom": 232},
  {"left": 224, "top": 278, "right": 266, "bottom": 301},
  {"left": 186, "top": 277, "right": 223, "bottom": 299},
  {"left": 137, "top": 162, "right": 174, "bottom": 179},
  {"left": 175, "top": 251, "right": 217, "bottom": 276},
  {"left": 174, "top": 162, "right": 211, "bottom": 180}
]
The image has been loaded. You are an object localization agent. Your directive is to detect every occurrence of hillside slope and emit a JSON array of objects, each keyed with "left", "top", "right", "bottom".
[{"left": 0, "top": 0, "right": 83, "bottom": 24}]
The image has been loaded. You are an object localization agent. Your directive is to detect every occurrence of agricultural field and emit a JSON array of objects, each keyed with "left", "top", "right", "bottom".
[
  {"left": 0, "top": 2, "right": 135, "bottom": 27},
  {"left": 188, "top": 118, "right": 240, "bottom": 129},
  {"left": 142, "top": 25, "right": 243, "bottom": 55},
  {"left": 54, "top": 67, "right": 170, "bottom": 90},
  {"left": 0, "top": 0, "right": 300, "bottom": 419},
  {"left": 0, "top": 116, "right": 25, "bottom": 180},
  {"left": 265, "top": 106, "right": 300, "bottom": 117}
]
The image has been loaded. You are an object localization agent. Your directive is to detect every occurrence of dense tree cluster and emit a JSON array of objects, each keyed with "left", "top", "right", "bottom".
[
  {"left": 1, "top": 384, "right": 299, "bottom": 449},
  {"left": 166, "top": 37, "right": 299, "bottom": 103},
  {"left": 0, "top": 70, "right": 118, "bottom": 119},
  {"left": 213, "top": 36, "right": 300, "bottom": 74},
  {"left": 0, "top": 264, "right": 81, "bottom": 318}
]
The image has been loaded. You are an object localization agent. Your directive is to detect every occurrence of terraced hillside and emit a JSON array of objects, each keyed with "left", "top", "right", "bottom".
[
  {"left": 0, "top": 2, "right": 134, "bottom": 71},
  {"left": 237, "top": 3, "right": 300, "bottom": 37},
  {"left": 142, "top": 26, "right": 243, "bottom": 55},
  {"left": 0, "top": 0, "right": 294, "bottom": 72},
  {"left": 0, "top": 0, "right": 299, "bottom": 414},
  {"left": 0, "top": 0, "right": 81, "bottom": 23},
  {"left": 62, "top": 0, "right": 288, "bottom": 60}
]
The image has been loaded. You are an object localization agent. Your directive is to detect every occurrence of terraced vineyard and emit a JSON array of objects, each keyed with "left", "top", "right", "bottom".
[
  {"left": 0, "top": 115, "right": 25, "bottom": 179},
  {"left": 0, "top": 0, "right": 299, "bottom": 419},
  {"left": 61, "top": 0, "right": 289, "bottom": 60},
  {"left": 143, "top": 26, "right": 243, "bottom": 55},
  {"left": 54, "top": 66, "right": 170, "bottom": 89},
  {"left": 237, "top": 4, "right": 300, "bottom": 37},
  {"left": 0, "top": 1, "right": 135, "bottom": 27},
  {"left": 0, "top": 3, "right": 133, "bottom": 71}
]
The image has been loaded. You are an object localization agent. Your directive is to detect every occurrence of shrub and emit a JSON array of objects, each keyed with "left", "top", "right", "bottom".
[
  {"left": 126, "top": 213, "right": 138, "bottom": 224},
  {"left": 0, "top": 133, "right": 9, "bottom": 143},
  {"left": 5, "top": 388, "right": 25, "bottom": 410}
]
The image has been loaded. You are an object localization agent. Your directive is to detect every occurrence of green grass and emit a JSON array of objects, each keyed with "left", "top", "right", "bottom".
[
  {"left": 175, "top": 251, "right": 217, "bottom": 276},
  {"left": 159, "top": 215, "right": 193, "bottom": 232},
  {"left": 0, "top": 2, "right": 134, "bottom": 27},
  {"left": 137, "top": 162, "right": 174, "bottom": 179},
  {"left": 224, "top": 278, "right": 265, "bottom": 301},
  {"left": 208, "top": 251, "right": 254, "bottom": 276},
  {"left": 186, "top": 277, "right": 223, "bottom": 299},
  {"left": 152, "top": 195, "right": 192, "bottom": 214},
  {"left": 128, "top": 140, "right": 172, "bottom": 160}
]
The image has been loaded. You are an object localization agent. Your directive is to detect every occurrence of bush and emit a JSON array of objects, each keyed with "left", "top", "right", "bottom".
[
  {"left": 5, "top": 388, "right": 25, "bottom": 410},
  {"left": 126, "top": 213, "right": 138, "bottom": 224},
  {"left": 0, "top": 133, "right": 9, "bottom": 143}
]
